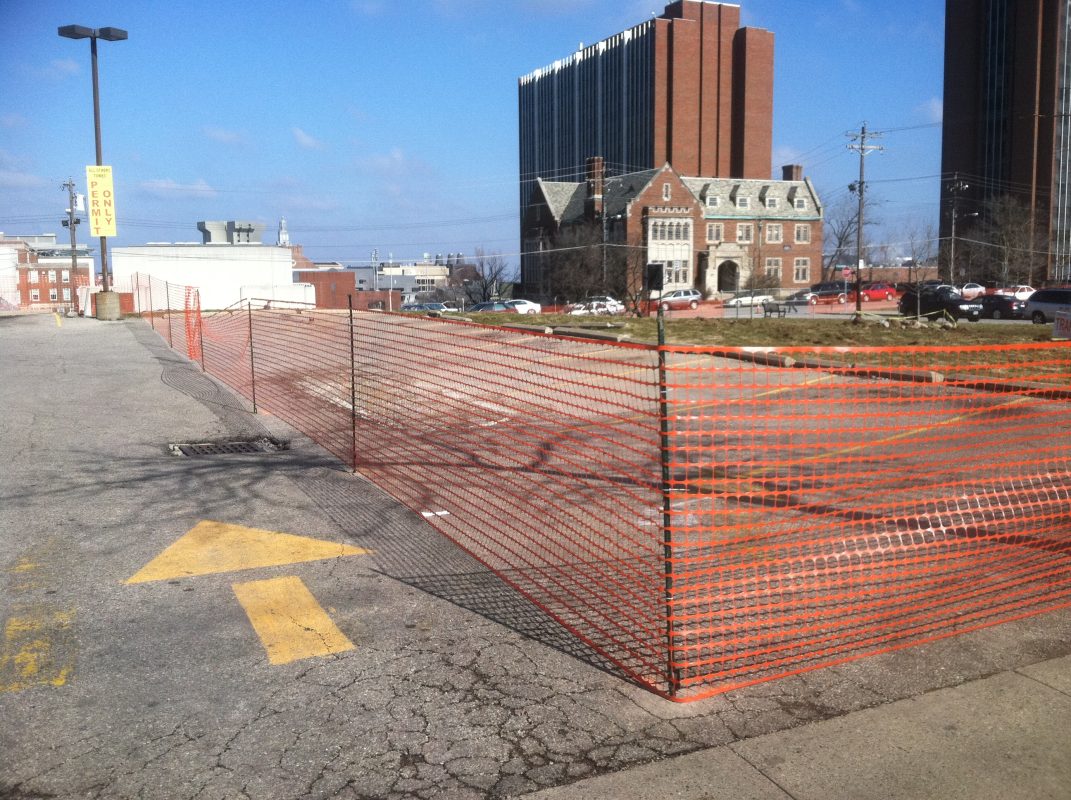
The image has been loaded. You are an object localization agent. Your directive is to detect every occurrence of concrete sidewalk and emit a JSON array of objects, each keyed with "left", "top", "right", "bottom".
[
  {"left": 524, "top": 657, "right": 1071, "bottom": 799},
  {"left": 1, "top": 311, "right": 1068, "bottom": 800}
]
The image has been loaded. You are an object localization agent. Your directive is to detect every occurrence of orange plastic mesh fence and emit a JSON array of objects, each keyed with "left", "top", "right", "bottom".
[
  {"left": 138, "top": 287, "right": 1071, "bottom": 700},
  {"left": 660, "top": 343, "right": 1071, "bottom": 698}
]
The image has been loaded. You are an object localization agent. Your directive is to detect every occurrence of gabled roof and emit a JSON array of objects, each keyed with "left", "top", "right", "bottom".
[{"left": 534, "top": 179, "right": 586, "bottom": 225}]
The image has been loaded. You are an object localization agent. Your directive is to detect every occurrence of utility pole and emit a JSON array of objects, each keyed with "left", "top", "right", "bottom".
[
  {"left": 848, "top": 122, "right": 883, "bottom": 311},
  {"left": 61, "top": 179, "right": 82, "bottom": 281},
  {"left": 947, "top": 174, "right": 969, "bottom": 284}
]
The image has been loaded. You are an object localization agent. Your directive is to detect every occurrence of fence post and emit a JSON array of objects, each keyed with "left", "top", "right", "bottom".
[
  {"left": 165, "top": 281, "right": 173, "bottom": 348},
  {"left": 148, "top": 278, "right": 155, "bottom": 331},
  {"left": 247, "top": 300, "right": 258, "bottom": 414},
  {"left": 197, "top": 290, "right": 206, "bottom": 373},
  {"left": 348, "top": 295, "right": 358, "bottom": 474},
  {"left": 658, "top": 304, "right": 680, "bottom": 698}
]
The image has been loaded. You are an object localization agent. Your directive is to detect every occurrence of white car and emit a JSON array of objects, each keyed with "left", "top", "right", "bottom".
[
  {"left": 568, "top": 301, "right": 617, "bottom": 316},
  {"left": 960, "top": 282, "right": 985, "bottom": 299},
  {"left": 576, "top": 296, "right": 625, "bottom": 314},
  {"left": 724, "top": 291, "right": 774, "bottom": 307},
  {"left": 504, "top": 299, "right": 542, "bottom": 314},
  {"left": 995, "top": 285, "right": 1036, "bottom": 300}
]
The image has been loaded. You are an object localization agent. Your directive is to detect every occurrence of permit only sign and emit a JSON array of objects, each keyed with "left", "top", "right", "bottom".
[
  {"left": 85, "top": 165, "right": 117, "bottom": 237},
  {"left": 1054, "top": 311, "right": 1071, "bottom": 341}
]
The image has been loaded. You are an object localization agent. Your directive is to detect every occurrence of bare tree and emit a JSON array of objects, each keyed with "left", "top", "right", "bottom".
[
  {"left": 457, "top": 249, "right": 513, "bottom": 304},
  {"left": 545, "top": 222, "right": 603, "bottom": 302},
  {"left": 822, "top": 192, "right": 881, "bottom": 281},
  {"left": 973, "top": 195, "right": 1044, "bottom": 286}
]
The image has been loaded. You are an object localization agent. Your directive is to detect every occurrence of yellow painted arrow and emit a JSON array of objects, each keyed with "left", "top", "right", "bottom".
[
  {"left": 126, "top": 521, "right": 369, "bottom": 665},
  {"left": 125, "top": 520, "right": 369, "bottom": 584}
]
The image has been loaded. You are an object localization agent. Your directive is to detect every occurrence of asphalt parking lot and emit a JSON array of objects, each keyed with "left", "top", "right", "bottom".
[{"left": 2, "top": 312, "right": 1069, "bottom": 799}]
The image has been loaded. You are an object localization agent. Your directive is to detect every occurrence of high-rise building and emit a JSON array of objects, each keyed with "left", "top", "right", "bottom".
[
  {"left": 518, "top": 1, "right": 774, "bottom": 294},
  {"left": 941, "top": 0, "right": 1071, "bottom": 282}
]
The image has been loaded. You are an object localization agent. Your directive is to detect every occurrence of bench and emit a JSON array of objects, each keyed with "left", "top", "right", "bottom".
[{"left": 762, "top": 301, "right": 790, "bottom": 318}]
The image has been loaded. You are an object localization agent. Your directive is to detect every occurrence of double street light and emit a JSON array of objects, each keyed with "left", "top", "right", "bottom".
[{"left": 58, "top": 24, "right": 127, "bottom": 294}]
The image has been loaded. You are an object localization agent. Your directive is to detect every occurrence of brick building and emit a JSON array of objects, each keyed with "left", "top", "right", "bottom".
[
  {"left": 518, "top": 0, "right": 775, "bottom": 293},
  {"left": 0, "top": 234, "right": 94, "bottom": 312},
  {"left": 523, "top": 158, "right": 823, "bottom": 300}
]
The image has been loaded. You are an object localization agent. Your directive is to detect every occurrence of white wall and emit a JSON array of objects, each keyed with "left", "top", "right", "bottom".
[{"left": 111, "top": 244, "right": 294, "bottom": 310}]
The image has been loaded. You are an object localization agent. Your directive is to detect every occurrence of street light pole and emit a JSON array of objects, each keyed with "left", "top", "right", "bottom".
[{"left": 58, "top": 24, "right": 127, "bottom": 296}]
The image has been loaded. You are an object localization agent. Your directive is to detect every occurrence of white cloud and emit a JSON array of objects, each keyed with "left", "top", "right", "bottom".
[
  {"left": 203, "top": 126, "right": 245, "bottom": 145},
  {"left": 0, "top": 170, "right": 47, "bottom": 190},
  {"left": 139, "top": 178, "right": 217, "bottom": 198},
  {"left": 292, "top": 127, "right": 325, "bottom": 150},
  {"left": 33, "top": 58, "right": 81, "bottom": 80},
  {"left": 917, "top": 96, "right": 943, "bottom": 124}
]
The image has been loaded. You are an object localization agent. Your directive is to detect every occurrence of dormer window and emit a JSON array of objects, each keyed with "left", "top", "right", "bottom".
[
  {"left": 765, "top": 197, "right": 779, "bottom": 209},
  {"left": 736, "top": 196, "right": 751, "bottom": 209},
  {"left": 794, "top": 198, "right": 807, "bottom": 210},
  {"left": 706, "top": 194, "right": 720, "bottom": 208}
]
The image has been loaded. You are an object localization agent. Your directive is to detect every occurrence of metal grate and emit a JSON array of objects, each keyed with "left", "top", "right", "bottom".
[{"left": 168, "top": 438, "right": 288, "bottom": 457}]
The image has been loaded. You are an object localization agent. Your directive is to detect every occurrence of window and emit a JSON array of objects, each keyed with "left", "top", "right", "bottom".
[
  {"left": 736, "top": 196, "right": 751, "bottom": 209},
  {"left": 765, "top": 224, "right": 783, "bottom": 244},
  {"left": 62, "top": 270, "right": 70, "bottom": 283},
  {"left": 795, "top": 198, "right": 807, "bottom": 210},
  {"left": 706, "top": 223, "right": 724, "bottom": 243},
  {"left": 765, "top": 197, "right": 779, "bottom": 209},
  {"left": 795, "top": 224, "right": 811, "bottom": 244},
  {"left": 62, "top": 288, "right": 71, "bottom": 302},
  {"left": 764, "top": 257, "right": 782, "bottom": 279},
  {"left": 30, "top": 289, "right": 40, "bottom": 302},
  {"left": 29, "top": 270, "right": 39, "bottom": 284},
  {"left": 662, "top": 183, "right": 671, "bottom": 201},
  {"left": 736, "top": 223, "right": 753, "bottom": 243},
  {"left": 49, "top": 288, "right": 58, "bottom": 302},
  {"left": 47, "top": 270, "right": 56, "bottom": 283},
  {"left": 706, "top": 194, "right": 720, "bottom": 208},
  {"left": 794, "top": 258, "right": 811, "bottom": 283}
]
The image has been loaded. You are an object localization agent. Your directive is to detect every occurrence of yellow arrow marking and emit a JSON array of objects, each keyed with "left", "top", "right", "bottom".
[
  {"left": 125, "top": 520, "right": 369, "bottom": 584},
  {"left": 232, "top": 576, "right": 354, "bottom": 664}
]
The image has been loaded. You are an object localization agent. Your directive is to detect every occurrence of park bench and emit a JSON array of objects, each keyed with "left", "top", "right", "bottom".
[{"left": 761, "top": 300, "right": 790, "bottom": 318}]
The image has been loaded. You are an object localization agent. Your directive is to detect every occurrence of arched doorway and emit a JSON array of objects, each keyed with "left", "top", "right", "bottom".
[{"left": 717, "top": 261, "right": 740, "bottom": 292}]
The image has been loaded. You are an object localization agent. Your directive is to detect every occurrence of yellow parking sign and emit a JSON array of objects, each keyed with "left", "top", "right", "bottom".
[{"left": 85, "top": 165, "right": 117, "bottom": 237}]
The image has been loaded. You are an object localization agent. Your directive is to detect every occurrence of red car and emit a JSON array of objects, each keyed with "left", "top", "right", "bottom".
[{"left": 850, "top": 281, "right": 897, "bottom": 302}]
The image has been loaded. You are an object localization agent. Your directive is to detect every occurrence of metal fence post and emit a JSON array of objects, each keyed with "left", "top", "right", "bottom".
[
  {"left": 197, "top": 290, "right": 206, "bottom": 373},
  {"left": 247, "top": 300, "right": 258, "bottom": 414},
  {"left": 658, "top": 304, "right": 680, "bottom": 697},
  {"left": 165, "top": 281, "right": 173, "bottom": 347},
  {"left": 348, "top": 295, "right": 358, "bottom": 473}
]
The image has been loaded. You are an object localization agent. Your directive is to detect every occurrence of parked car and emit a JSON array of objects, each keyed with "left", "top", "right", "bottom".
[
  {"left": 960, "top": 282, "right": 986, "bottom": 299},
  {"left": 898, "top": 286, "right": 982, "bottom": 321},
  {"left": 578, "top": 295, "right": 625, "bottom": 314},
  {"left": 808, "top": 281, "right": 850, "bottom": 304},
  {"left": 724, "top": 290, "right": 774, "bottom": 307},
  {"left": 470, "top": 301, "right": 514, "bottom": 312},
  {"left": 785, "top": 289, "right": 818, "bottom": 305},
  {"left": 568, "top": 301, "right": 619, "bottom": 316},
  {"left": 976, "top": 293, "right": 1026, "bottom": 320},
  {"left": 995, "top": 285, "right": 1036, "bottom": 301},
  {"left": 658, "top": 288, "right": 702, "bottom": 310},
  {"left": 1024, "top": 287, "right": 1071, "bottom": 324},
  {"left": 850, "top": 281, "right": 897, "bottom": 302},
  {"left": 503, "top": 299, "right": 542, "bottom": 314},
  {"left": 400, "top": 303, "right": 429, "bottom": 311}
]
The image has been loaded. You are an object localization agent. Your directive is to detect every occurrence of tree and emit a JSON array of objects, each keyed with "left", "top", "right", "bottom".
[
  {"left": 822, "top": 192, "right": 881, "bottom": 282},
  {"left": 972, "top": 195, "right": 1044, "bottom": 286},
  {"left": 545, "top": 222, "right": 604, "bottom": 302},
  {"left": 456, "top": 249, "right": 513, "bottom": 304}
]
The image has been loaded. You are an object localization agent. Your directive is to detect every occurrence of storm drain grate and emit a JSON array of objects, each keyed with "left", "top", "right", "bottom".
[{"left": 168, "top": 437, "right": 290, "bottom": 457}]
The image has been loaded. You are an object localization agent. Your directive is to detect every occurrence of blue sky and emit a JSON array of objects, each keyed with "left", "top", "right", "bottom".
[{"left": 0, "top": 0, "right": 945, "bottom": 267}]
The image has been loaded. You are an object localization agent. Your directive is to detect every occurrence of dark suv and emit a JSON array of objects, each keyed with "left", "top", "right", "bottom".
[
  {"left": 898, "top": 286, "right": 982, "bottom": 321},
  {"left": 809, "top": 281, "right": 850, "bottom": 304}
]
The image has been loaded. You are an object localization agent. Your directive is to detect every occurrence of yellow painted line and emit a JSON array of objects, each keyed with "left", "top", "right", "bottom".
[
  {"left": 0, "top": 606, "right": 75, "bottom": 692},
  {"left": 232, "top": 576, "right": 354, "bottom": 664},
  {"left": 126, "top": 520, "right": 369, "bottom": 584},
  {"left": 53, "top": 312, "right": 62, "bottom": 327}
]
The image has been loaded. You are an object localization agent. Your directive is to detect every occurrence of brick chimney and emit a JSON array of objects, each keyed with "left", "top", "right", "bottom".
[
  {"left": 586, "top": 156, "right": 605, "bottom": 220},
  {"left": 782, "top": 164, "right": 803, "bottom": 181}
]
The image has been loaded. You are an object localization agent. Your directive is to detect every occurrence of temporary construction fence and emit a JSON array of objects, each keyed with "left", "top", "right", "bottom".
[{"left": 131, "top": 273, "right": 1071, "bottom": 701}]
